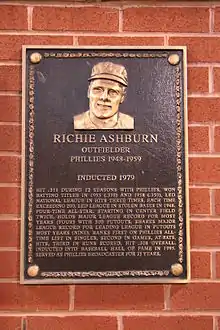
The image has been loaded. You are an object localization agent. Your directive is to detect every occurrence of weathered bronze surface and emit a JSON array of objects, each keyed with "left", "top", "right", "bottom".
[{"left": 21, "top": 47, "right": 189, "bottom": 284}]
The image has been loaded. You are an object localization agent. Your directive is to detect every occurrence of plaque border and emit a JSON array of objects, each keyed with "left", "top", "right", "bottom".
[{"left": 20, "top": 46, "right": 190, "bottom": 284}]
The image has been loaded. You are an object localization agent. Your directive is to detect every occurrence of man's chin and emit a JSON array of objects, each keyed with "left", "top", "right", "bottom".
[
  {"left": 96, "top": 115, "right": 111, "bottom": 119},
  {"left": 93, "top": 112, "right": 113, "bottom": 119}
]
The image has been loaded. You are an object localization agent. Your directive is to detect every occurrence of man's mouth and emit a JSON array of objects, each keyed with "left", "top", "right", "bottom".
[{"left": 97, "top": 102, "right": 112, "bottom": 109}]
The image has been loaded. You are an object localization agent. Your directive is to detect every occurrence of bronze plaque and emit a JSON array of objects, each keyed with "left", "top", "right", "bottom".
[{"left": 21, "top": 46, "right": 189, "bottom": 283}]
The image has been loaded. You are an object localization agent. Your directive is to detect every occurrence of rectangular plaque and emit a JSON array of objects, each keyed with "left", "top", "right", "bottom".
[{"left": 21, "top": 46, "right": 189, "bottom": 283}]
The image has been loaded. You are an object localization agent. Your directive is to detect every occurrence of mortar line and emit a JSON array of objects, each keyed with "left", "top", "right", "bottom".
[
  {"left": 188, "top": 123, "right": 210, "bottom": 127},
  {"left": 21, "top": 317, "right": 26, "bottom": 330},
  {"left": 189, "top": 153, "right": 220, "bottom": 157},
  {"left": 190, "top": 213, "right": 211, "bottom": 217},
  {"left": 164, "top": 35, "right": 169, "bottom": 46},
  {"left": 0, "top": 92, "right": 21, "bottom": 96},
  {"left": 210, "top": 189, "right": 216, "bottom": 216},
  {"left": 118, "top": 7, "right": 123, "bottom": 33},
  {"left": 211, "top": 251, "right": 216, "bottom": 280},
  {"left": 27, "top": 6, "right": 33, "bottom": 31},
  {"left": 191, "top": 248, "right": 220, "bottom": 252},
  {"left": 0, "top": 183, "right": 21, "bottom": 188},
  {"left": 209, "top": 65, "right": 214, "bottom": 93},
  {"left": 0, "top": 2, "right": 122, "bottom": 8},
  {"left": 190, "top": 279, "right": 220, "bottom": 283},
  {"left": 73, "top": 36, "right": 78, "bottom": 46},
  {"left": 164, "top": 285, "right": 171, "bottom": 310},
  {"left": 0, "top": 279, "right": 19, "bottom": 283},
  {"left": 213, "top": 316, "right": 218, "bottom": 330},
  {"left": 188, "top": 123, "right": 220, "bottom": 127},
  {"left": 0, "top": 247, "right": 19, "bottom": 252},
  {"left": 188, "top": 63, "right": 210, "bottom": 67},
  {"left": 0, "top": 122, "right": 21, "bottom": 126},
  {"left": 210, "top": 123, "right": 215, "bottom": 153},
  {"left": 209, "top": 7, "right": 215, "bottom": 33},
  {"left": 0, "top": 215, "right": 20, "bottom": 220},
  {"left": 0, "top": 1, "right": 216, "bottom": 8},
  {"left": 69, "top": 285, "right": 75, "bottom": 311},
  {"left": 188, "top": 93, "right": 220, "bottom": 97},
  {"left": 0, "top": 152, "right": 21, "bottom": 156},
  {"left": 2, "top": 310, "right": 220, "bottom": 316},
  {"left": 190, "top": 216, "right": 220, "bottom": 220},
  {"left": 3, "top": 31, "right": 220, "bottom": 37},
  {"left": 190, "top": 184, "right": 220, "bottom": 188},
  {"left": 0, "top": 61, "right": 21, "bottom": 66},
  {"left": 117, "top": 315, "right": 124, "bottom": 330}
]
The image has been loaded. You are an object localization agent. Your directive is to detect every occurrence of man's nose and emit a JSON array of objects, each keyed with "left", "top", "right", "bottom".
[{"left": 100, "top": 89, "right": 109, "bottom": 100}]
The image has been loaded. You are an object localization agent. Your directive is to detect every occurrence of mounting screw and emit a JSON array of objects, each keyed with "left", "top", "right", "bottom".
[
  {"left": 171, "top": 263, "right": 183, "bottom": 276},
  {"left": 168, "top": 54, "right": 180, "bottom": 65},
  {"left": 27, "top": 264, "right": 39, "bottom": 277},
  {"left": 30, "top": 52, "right": 42, "bottom": 64}
]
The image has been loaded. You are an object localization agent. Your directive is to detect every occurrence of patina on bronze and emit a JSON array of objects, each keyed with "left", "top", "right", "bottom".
[{"left": 21, "top": 47, "right": 189, "bottom": 284}]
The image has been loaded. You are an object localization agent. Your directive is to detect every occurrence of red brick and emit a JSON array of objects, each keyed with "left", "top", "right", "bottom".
[
  {"left": 27, "top": 317, "right": 117, "bottom": 330},
  {"left": 33, "top": 7, "right": 118, "bottom": 32},
  {"left": 191, "top": 251, "right": 211, "bottom": 279},
  {"left": 216, "top": 252, "right": 220, "bottom": 278},
  {"left": 0, "top": 5, "right": 27, "bottom": 30},
  {"left": 0, "top": 126, "right": 21, "bottom": 152},
  {"left": 124, "top": 316, "right": 213, "bottom": 330},
  {"left": 123, "top": 7, "right": 209, "bottom": 32},
  {"left": 0, "top": 96, "right": 20, "bottom": 122},
  {"left": 0, "top": 66, "right": 21, "bottom": 92},
  {"left": 0, "top": 35, "right": 73, "bottom": 61},
  {"left": 214, "top": 126, "right": 220, "bottom": 152},
  {"left": 214, "top": 189, "right": 220, "bottom": 215},
  {"left": 188, "top": 67, "right": 209, "bottom": 94},
  {"left": 170, "top": 37, "right": 220, "bottom": 62},
  {"left": 214, "top": 8, "right": 220, "bottom": 31},
  {"left": 189, "top": 188, "right": 210, "bottom": 215},
  {"left": 191, "top": 221, "right": 220, "bottom": 247},
  {"left": 188, "top": 126, "right": 209, "bottom": 153},
  {"left": 188, "top": 98, "right": 220, "bottom": 123},
  {"left": 0, "top": 187, "right": 20, "bottom": 214},
  {"left": 189, "top": 158, "right": 220, "bottom": 184},
  {"left": 0, "top": 283, "right": 69, "bottom": 310},
  {"left": 171, "top": 283, "right": 220, "bottom": 310},
  {"left": 0, "top": 157, "right": 20, "bottom": 183},
  {"left": 0, "top": 251, "right": 19, "bottom": 278},
  {"left": 213, "top": 68, "right": 220, "bottom": 92},
  {"left": 0, "top": 220, "right": 19, "bottom": 248},
  {"left": 78, "top": 36, "right": 164, "bottom": 46},
  {"left": 75, "top": 284, "right": 164, "bottom": 310},
  {"left": 0, "top": 317, "right": 21, "bottom": 330}
]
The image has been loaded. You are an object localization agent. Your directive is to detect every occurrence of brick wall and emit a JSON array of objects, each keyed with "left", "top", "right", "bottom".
[{"left": 0, "top": 1, "right": 219, "bottom": 329}]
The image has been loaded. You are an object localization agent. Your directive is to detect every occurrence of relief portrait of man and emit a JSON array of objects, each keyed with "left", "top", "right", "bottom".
[{"left": 73, "top": 61, "right": 134, "bottom": 130}]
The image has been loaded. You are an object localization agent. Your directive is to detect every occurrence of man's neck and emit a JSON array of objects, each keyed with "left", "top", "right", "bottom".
[{"left": 89, "top": 111, "right": 118, "bottom": 129}]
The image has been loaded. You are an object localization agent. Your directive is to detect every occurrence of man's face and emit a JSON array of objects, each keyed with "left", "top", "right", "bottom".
[{"left": 88, "top": 79, "right": 125, "bottom": 119}]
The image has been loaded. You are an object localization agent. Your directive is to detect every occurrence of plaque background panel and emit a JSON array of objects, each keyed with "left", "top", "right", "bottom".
[{"left": 23, "top": 48, "right": 187, "bottom": 280}]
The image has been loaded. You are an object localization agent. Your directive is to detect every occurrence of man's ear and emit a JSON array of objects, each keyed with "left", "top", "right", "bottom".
[
  {"left": 120, "top": 93, "right": 125, "bottom": 104},
  {"left": 87, "top": 84, "right": 91, "bottom": 98}
]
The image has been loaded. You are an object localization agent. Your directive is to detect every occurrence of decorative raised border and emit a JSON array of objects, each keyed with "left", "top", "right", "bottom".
[
  {"left": 27, "top": 64, "right": 35, "bottom": 265},
  {"left": 21, "top": 47, "right": 189, "bottom": 284},
  {"left": 175, "top": 65, "right": 184, "bottom": 265},
  {"left": 41, "top": 270, "right": 170, "bottom": 278}
]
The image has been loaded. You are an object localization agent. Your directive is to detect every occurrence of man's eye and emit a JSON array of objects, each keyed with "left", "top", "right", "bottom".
[
  {"left": 109, "top": 90, "right": 118, "bottom": 96},
  {"left": 93, "top": 87, "right": 103, "bottom": 93}
]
